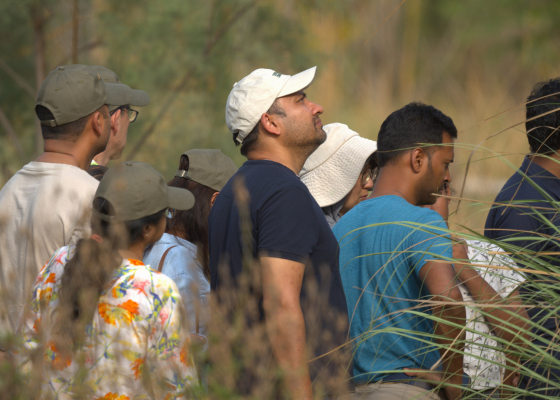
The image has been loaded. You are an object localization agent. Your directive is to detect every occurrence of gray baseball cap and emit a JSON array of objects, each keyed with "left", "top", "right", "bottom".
[
  {"left": 36, "top": 64, "right": 143, "bottom": 127},
  {"left": 175, "top": 149, "right": 238, "bottom": 192},
  {"left": 95, "top": 161, "right": 195, "bottom": 222},
  {"left": 89, "top": 65, "right": 150, "bottom": 112}
]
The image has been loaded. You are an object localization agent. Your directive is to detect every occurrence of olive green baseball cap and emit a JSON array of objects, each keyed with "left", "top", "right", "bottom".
[
  {"left": 175, "top": 149, "right": 238, "bottom": 192},
  {"left": 95, "top": 161, "right": 195, "bottom": 222},
  {"left": 89, "top": 65, "right": 150, "bottom": 112},
  {"left": 36, "top": 64, "right": 143, "bottom": 127}
]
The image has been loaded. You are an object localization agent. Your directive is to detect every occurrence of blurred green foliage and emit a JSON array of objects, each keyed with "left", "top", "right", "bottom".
[{"left": 2, "top": 0, "right": 560, "bottom": 229}]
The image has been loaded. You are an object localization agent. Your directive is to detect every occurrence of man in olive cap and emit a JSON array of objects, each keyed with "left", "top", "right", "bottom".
[
  {"left": 0, "top": 64, "right": 136, "bottom": 338},
  {"left": 89, "top": 66, "right": 150, "bottom": 166}
]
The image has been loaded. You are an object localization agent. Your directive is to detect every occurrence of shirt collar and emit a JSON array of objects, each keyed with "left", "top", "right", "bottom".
[
  {"left": 519, "top": 156, "right": 560, "bottom": 198},
  {"left": 157, "top": 233, "right": 198, "bottom": 255}
]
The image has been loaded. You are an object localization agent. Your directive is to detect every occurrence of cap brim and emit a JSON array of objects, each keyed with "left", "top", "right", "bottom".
[
  {"left": 278, "top": 66, "right": 317, "bottom": 97},
  {"left": 104, "top": 83, "right": 150, "bottom": 107},
  {"left": 168, "top": 186, "right": 195, "bottom": 210}
]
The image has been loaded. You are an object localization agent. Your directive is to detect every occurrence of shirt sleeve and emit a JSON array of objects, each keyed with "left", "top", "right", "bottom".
[
  {"left": 256, "top": 184, "right": 320, "bottom": 263},
  {"left": 163, "top": 248, "right": 201, "bottom": 338},
  {"left": 147, "top": 277, "right": 198, "bottom": 398},
  {"left": 467, "top": 241, "right": 526, "bottom": 297},
  {"left": 486, "top": 201, "right": 560, "bottom": 255},
  {"left": 16, "top": 247, "right": 69, "bottom": 369},
  {"left": 406, "top": 211, "right": 453, "bottom": 276}
]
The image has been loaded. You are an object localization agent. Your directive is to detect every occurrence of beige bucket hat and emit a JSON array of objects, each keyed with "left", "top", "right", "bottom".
[{"left": 299, "top": 123, "right": 377, "bottom": 207}]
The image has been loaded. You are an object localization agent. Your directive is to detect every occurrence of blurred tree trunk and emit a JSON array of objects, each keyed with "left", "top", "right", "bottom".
[
  {"left": 72, "top": 0, "right": 79, "bottom": 64},
  {"left": 399, "top": 0, "right": 422, "bottom": 100},
  {"left": 30, "top": 2, "right": 47, "bottom": 157}
]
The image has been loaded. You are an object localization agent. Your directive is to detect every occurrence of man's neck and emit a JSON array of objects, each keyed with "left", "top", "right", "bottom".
[
  {"left": 529, "top": 153, "right": 560, "bottom": 179},
  {"left": 247, "top": 147, "right": 307, "bottom": 175},
  {"left": 36, "top": 139, "right": 93, "bottom": 170},
  {"left": 369, "top": 169, "right": 418, "bottom": 205}
]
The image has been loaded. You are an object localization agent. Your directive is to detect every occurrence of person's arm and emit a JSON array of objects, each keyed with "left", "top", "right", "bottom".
[
  {"left": 261, "top": 256, "right": 312, "bottom": 400},
  {"left": 452, "top": 242, "right": 530, "bottom": 393},
  {"left": 418, "top": 260, "right": 465, "bottom": 400}
]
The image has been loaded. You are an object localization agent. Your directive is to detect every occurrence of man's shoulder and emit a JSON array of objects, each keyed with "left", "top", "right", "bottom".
[{"left": 9, "top": 162, "right": 98, "bottom": 190}]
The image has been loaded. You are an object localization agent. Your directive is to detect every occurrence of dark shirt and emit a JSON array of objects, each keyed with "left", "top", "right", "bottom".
[
  {"left": 485, "top": 156, "right": 560, "bottom": 398},
  {"left": 208, "top": 160, "right": 350, "bottom": 392},
  {"left": 485, "top": 156, "right": 560, "bottom": 300},
  {"left": 485, "top": 156, "right": 560, "bottom": 266}
]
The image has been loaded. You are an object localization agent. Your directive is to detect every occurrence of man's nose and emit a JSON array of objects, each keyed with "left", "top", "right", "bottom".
[
  {"left": 308, "top": 100, "right": 324, "bottom": 116},
  {"left": 445, "top": 169, "right": 452, "bottom": 184},
  {"left": 364, "top": 177, "right": 374, "bottom": 190}
]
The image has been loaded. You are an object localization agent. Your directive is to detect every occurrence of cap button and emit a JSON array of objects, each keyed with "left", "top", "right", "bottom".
[
  {"left": 125, "top": 161, "right": 133, "bottom": 166},
  {"left": 58, "top": 66, "right": 65, "bottom": 70}
]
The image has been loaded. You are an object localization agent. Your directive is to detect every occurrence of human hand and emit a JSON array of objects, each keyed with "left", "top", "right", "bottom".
[
  {"left": 404, "top": 368, "right": 443, "bottom": 384},
  {"left": 404, "top": 369, "right": 462, "bottom": 400}
]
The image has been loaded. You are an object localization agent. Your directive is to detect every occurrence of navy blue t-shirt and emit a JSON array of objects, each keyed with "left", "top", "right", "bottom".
[
  {"left": 485, "top": 156, "right": 560, "bottom": 268},
  {"left": 208, "top": 160, "right": 350, "bottom": 385},
  {"left": 485, "top": 156, "right": 560, "bottom": 398}
]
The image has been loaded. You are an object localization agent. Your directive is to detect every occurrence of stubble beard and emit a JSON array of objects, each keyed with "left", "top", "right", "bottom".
[
  {"left": 285, "top": 115, "right": 326, "bottom": 160},
  {"left": 417, "top": 160, "right": 442, "bottom": 206}
]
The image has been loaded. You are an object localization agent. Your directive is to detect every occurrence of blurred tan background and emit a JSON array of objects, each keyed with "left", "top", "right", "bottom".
[{"left": 1, "top": 0, "right": 560, "bottom": 232}]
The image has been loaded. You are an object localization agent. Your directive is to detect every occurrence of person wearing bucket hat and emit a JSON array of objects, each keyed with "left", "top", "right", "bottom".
[
  {"left": 89, "top": 65, "right": 150, "bottom": 167},
  {"left": 210, "top": 67, "right": 351, "bottom": 398},
  {"left": 300, "top": 123, "right": 378, "bottom": 228},
  {"left": 0, "top": 64, "right": 140, "bottom": 337},
  {"left": 16, "top": 161, "right": 197, "bottom": 399},
  {"left": 144, "top": 149, "right": 237, "bottom": 353}
]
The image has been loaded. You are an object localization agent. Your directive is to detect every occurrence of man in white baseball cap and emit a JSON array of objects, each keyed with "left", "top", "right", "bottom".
[{"left": 210, "top": 67, "right": 351, "bottom": 398}]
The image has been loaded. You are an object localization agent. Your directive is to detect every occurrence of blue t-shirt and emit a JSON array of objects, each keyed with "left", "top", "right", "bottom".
[
  {"left": 208, "top": 160, "right": 350, "bottom": 384},
  {"left": 333, "top": 195, "right": 453, "bottom": 385}
]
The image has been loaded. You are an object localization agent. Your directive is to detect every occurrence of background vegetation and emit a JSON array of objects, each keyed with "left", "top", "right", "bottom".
[
  {"left": 3, "top": 2, "right": 560, "bottom": 398},
  {"left": 2, "top": 0, "right": 560, "bottom": 231}
]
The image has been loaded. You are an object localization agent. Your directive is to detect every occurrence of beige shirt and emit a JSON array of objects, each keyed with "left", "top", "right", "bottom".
[{"left": 0, "top": 162, "right": 98, "bottom": 334}]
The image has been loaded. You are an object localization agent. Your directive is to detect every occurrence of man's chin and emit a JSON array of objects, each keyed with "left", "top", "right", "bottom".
[{"left": 316, "top": 127, "right": 327, "bottom": 144}]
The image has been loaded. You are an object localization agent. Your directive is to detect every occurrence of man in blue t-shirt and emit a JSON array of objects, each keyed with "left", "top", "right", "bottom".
[
  {"left": 334, "top": 103, "right": 465, "bottom": 400},
  {"left": 209, "top": 67, "right": 351, "bottom": 398},
  {"left": 485, "top": 79, "right": 560, "bottom": 399}
]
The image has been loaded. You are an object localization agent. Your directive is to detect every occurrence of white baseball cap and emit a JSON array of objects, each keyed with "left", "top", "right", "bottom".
[
  {"left": 226, "top": 66, "right": 317, "bottom": 144},
  {"left": 300, "top": 123, "right": 377, "bottom": 207}
]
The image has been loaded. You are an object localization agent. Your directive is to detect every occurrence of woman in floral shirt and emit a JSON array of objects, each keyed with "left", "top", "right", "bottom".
[{"left": 17, "top": 161, "right": 198, "bottom": 399}]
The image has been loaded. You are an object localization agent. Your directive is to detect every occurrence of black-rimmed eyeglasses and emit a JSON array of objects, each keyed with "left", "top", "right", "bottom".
[{"left": 110, "top": 106, "right": 139, "bottom": 123}]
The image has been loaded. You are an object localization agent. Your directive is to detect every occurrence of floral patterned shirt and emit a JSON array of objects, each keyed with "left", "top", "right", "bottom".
[
  {"left": 17, "top": 246, "right": 197, "bottom": 399},
  {"left": 461, "top": 240, "right": 526, "bottom": 390}
]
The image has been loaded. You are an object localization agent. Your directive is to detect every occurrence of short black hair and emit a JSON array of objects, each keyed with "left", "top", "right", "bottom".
[
  {"left": 87, "top": 164, "right": 109, "bottom": 181},
  {"left": 526, "top": 78, "right": 560, "bottom": 154},
  {"left": 35, "top": 105, "right": 106, "bottom": 141},
  {"left": 376, "top": 102, "right": 457, "bottom": 168},
  {"left": 233, "top": 99, "right": 287, "bottom": 156}
]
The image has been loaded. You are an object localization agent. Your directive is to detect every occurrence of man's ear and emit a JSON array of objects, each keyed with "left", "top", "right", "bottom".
[
  {"left": 110, "top": 109, "right": 121, "bottom": 136},
  {"left": 410, "top": 148, "right": 424, "bottom": 173},
  {"left": 260, "top": 112, "right": 282, "bottom": 137},
  {"left": 91, "top": 110, "right": 105, "bottom": 138},
  {"left": 210, "top": 191, "right": 220, "bottom": 208},
  {"left": 91, "top": 105, "right": 111, "bottom": 136}
]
